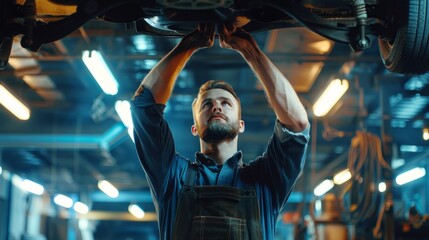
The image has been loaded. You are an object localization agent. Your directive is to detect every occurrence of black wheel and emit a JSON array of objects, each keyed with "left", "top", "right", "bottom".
[
  {"left": 0, "top": 37, "right": 13, "bottom": 69},
  {"left": 378, "top": 0, "right": 429, "bottom": 74}
]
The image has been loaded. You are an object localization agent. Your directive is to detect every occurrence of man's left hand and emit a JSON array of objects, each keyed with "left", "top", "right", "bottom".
[
  {"left": 218, "top": 24, "right": 257, "bottom": 53},
  {"left": 181, "top": 23, "right": 215, "bottom": 51}
]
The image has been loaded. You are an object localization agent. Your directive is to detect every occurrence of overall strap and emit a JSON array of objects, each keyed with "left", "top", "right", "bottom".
[
  {"left": 184, "top": 162, "right": 198, "bottom": 186},
  {"left": 237, "top": 164, "right": 254, "bottom": 189}
]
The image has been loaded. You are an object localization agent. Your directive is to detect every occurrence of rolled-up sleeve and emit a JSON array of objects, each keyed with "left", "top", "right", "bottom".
[
  {"left": 131, "top": 89, "right": 175, "bottom": 200},
  {"left": 248, "top": 120, "right": 310, "bottom": 211}
]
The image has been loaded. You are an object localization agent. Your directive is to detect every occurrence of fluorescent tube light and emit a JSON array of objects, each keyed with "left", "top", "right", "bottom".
[
  {"left": 82, "top": 50, "right": 119, "bottom": 95},
  {"left": 423, "top": 128, "right": 429, "bottom": 141},
  {"left": 392, "top": 158, "right": 405, "bottom": 169},
  {"left": 314, "top": 179, "right": 334, "bottom": 196},
  {"left": 22, "top": 75, "right": 55, "bottom": 88},
  {"left": 74, "top": 201, "right": 89, "bottom": 214},
  {"left": 54, "top": 194, "right": 73, "bottom": 208},
  {"left": 9, "top": 38, "right": 39, "bottom": 70},
  {"left": 400, "top": 145, "right": 422, "bottom": 153},
  {"left": 396, "top": 167, "right": 426, "bottom": 185},
  {"left": 97, "top": 180, "right": 119, "bottom": 198},
  {"left": 131, "top": 35, "right": 155, "bottom": 52},
  {"left": 20, "top": 179, "right": 44, "bottom": 195},
  {"left": 115, "top": 100, "right": 132, "bottom": 128},
  {"left": 0, "top": 166, "right": 2, "bottom": 175},
  {"left": 128, "top": 204, "right": 145, "bottom": 219},
  {"left": 313, "top": 79, "right": 349, "bottom": 117},
  {"left": 79, "top": 219, "right": 89, "bottom": 230},
  {"left": 378, "top": 182, "right": 386, "bottom": 192},
  {"left": 0, "top": 84, "right": 30, "bottom": 120},
  {"left": 115, "top": 100, "right": 135, "bottom": 142},
  {"left": 309, "top": 40, "right": 333, "bottom": 54},
  {"left": 333, "top": 169, "right": 351, "bottom": 185},
  {"left": 128, "top": 127, "right": 135, "bottom": 142},
  {"left": 314, "top": 199, "right": 322, "bottom": 212}
]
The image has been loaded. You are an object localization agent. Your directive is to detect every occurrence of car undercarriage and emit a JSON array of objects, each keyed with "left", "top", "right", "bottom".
[{"left": 1, "top": 0, "right": 429, "bottom": 73}]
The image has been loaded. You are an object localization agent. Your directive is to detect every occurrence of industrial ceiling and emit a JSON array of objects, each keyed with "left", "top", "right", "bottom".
[{"left": 0, "top": 2, "right": 428, "bottom": 239}]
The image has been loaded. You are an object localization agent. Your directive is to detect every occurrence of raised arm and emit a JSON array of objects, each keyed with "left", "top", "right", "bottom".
[
  {"left": 218, "top": 25, "right": 309, "bottom": 132},
  {"left": 134, "top": 24, "right": 215, "bottom": 104}
]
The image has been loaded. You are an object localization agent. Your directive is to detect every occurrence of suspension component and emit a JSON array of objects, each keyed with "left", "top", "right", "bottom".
[
  {"left": 353, "top": 0, "right": 370, "bottom": 49},
  {"left": 20, "top": 0, "right": 38, "bottom": 51}
]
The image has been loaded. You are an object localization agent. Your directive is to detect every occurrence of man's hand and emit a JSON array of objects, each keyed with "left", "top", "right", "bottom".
[
  {"left": 218, "top": 24, "right": 257, "bottom": 53},
  {"left": 181, "top": 23, "right": 215, "bottom": 50},
  {"left": 138, "top": 23, "right": 215, "bottom": 104},
  {"left": 218, "top": 23, "right": 309, "bottom": 132}
]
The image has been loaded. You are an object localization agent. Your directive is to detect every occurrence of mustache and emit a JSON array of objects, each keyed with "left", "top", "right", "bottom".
[{"left": 208, "top": 113, "right": 227, "bottom": 121}]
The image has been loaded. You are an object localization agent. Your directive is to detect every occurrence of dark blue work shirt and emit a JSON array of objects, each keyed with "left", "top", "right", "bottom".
[{"left": 131, "top": 88, "right": 310, "bottom": 240}]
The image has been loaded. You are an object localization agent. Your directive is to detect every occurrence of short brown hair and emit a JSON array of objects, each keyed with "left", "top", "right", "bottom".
[{"left": 192, "top": 80, "right": 241, "bottom": 118}]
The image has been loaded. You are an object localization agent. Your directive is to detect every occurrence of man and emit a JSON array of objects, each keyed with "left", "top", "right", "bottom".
[{"left": 131, "top": 23, "right": 310, "bottom": 239}]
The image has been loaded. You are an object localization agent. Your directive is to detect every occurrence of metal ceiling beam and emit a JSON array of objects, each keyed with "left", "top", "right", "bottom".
[
  {"left": 0, "top": 134, "right": 101, "bottom": 149},
  {"left": 0, "top": 123, "right": 125, "bottom": 150}
]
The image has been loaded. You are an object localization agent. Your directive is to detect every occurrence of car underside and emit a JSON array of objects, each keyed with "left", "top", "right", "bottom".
[{"left": 1, "top": 0, "right": 428, "bottom": 74}]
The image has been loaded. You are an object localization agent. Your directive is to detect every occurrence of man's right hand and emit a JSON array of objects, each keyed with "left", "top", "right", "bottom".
[
  {"left": 181, "top": 23, "right": 215, "bottom": 50},
  {"left": 138, "top": 23, "right": 215, "bottom": 104}
]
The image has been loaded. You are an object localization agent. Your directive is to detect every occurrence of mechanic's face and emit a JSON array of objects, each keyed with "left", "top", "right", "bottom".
[{"left": 192, "top": 89, "right": 244, "bottom": 143}]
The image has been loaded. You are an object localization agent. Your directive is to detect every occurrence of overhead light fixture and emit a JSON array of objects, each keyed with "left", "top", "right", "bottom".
[
  {"left": 82, "top": 50, "right": 119, "bottom": 95},
  {"left": 131, "top": 35, "right": 155, "bottom": 52},
  {"left": 8, "top": 37, "right": 39, "bottom": 71},
  {"left": 128, "top": 204, "right": 145, "bottom": 219},
  {"left": 74, "top": 201, "right": 89, "bottom": 214},
  {"left": 115, "top": 100, "right": 132, "bottom": 128},
  {"left": 0, "top": 84, "right": 30, "bottom": 120},
  {"left": 0, "top": 166, "right": 2, "bottom": 175},
  {"left": 400, "top": 145, "right": 423, "bottom": 153},
  {"left": 127, "top": 127, "right": 135, "bottom": 142},
  {"left": 22, "top": 75, "right": 65, "bottom": 101},
  {"left": 20, "top": 179, "right": 44, "bottom": 195},
  {"left": 378, "top": 182, "right": 386, "bottom": 192},
  {"left": 97, "top": 180, "right": 119, "bottom": 198},
  {"left": 404, "top": 73, "right": 429, "bottom": 91},
  {"left": 333, "top": 169, "right": 351, "bottom": 185},
  {"left": 54, "top": 194, "right": 73, "bottom": 208},
  {"left": 313, "top": 79, "right": 349, "bottom": 117},
  {"left": 314, "top": 199, "right": 322, "bottom": 212},
  {"left": 392, "top": 158, "right": 405, "bottom": 169},
  {"left": 22, "top": 75, "right": 55, "bottom": 88},
  {"left": 79, "top": 219, "right": 89, "bottom": 230},
  {"left": 396, "top": 167, "right": 426, "bottom": 185},
  {"left": 423, "top": 128, "right": 429, "bottom": 141},
  {"left": 309, "top": 40, "right": 333, "bottom": 54},
  {"left": 339, "top": 61, "right": 356, "bottom": 75},
  {"left": 115, "top": 100, "right": 135, "bottom": 141},
  {"left": 391, "top": 95, "right": 429, "bottom": 119},
  {"left": 314, "top": 179, "right": 334, "bottom": 196}
]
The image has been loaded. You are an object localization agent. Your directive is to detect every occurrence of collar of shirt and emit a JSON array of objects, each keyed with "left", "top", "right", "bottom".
[
  {"left": 195, "top": 151, "right": 244, "bottom": 186},
  {"left": 195, "top": 151, "right": 243, "bottom": 171}
]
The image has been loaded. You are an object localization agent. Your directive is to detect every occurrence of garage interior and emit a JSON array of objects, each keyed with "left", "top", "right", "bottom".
[{"left": 0, "top": 2, "right": 429, "bottom": 240}]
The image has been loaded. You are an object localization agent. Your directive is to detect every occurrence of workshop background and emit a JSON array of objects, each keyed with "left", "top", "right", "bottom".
[{"left": 0, "top": 3, "right": 429, "bottom": 240}]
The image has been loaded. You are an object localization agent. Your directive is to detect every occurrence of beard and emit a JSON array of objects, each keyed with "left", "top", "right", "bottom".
[{"left": 198, "top": 118, "right": 240, "bottom": 143}]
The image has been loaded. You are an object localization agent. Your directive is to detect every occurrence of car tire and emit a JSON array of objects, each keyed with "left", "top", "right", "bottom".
[
  {"left": 0, "top": 37, "right": 13, "bottom": 70},
  {"left": 378, "top": 0, "right": 429, "bottom": 74}
]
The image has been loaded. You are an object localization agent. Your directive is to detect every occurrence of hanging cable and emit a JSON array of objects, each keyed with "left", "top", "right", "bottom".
[{"left": 340, "top": 131, "right": 392, "bottom": 230}]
